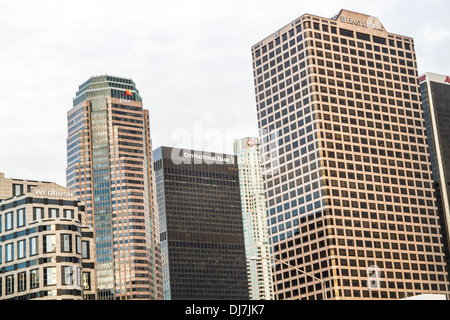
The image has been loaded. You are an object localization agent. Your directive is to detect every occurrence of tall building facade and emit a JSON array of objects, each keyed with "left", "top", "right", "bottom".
[
  {"left": 420, "top": 72, "right": 450, "bottom": 276},
  {"left": 154, "top": 147, "right": 249, "bottom": 300},
  {"left": 0, "top": 173, "right": 96, "bottom": 300},
  {"left": 252, "top": 9, "right": 450, "bottom": 300},
  {"left": 66, "top": 75, "right": 162, "bottom": 300},
  {"left": 233, "top": 138, "right": 273, "bottom": 300}
]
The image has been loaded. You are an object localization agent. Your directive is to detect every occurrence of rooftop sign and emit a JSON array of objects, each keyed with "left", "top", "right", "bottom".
[
  {"left": 419, "top": 73, "right": 450, "bottom": 85},
  {"left": 339, "top": 14, "right": 384, "bottom": 31}
]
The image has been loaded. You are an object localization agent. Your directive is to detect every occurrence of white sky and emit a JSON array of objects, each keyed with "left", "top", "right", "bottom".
[{"left": 0, "top": 0, "right": 449, "bottom": 186}]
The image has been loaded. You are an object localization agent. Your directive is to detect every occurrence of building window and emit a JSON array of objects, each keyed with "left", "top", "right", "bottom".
[
  {"left": 17, "top": 239, "right": 26, "bottom": 260},
  {"left": 82, "top": 241, "right": 90, "bottom": 259},
  {"left": 44, "top": 235, "right": 56, "bottom": 253},
  {"left": 30, "top": 269, "right": 40, "bottom": 289},
  {"left": 33, "top": 207, "right": 43, "bottom": 221},
  {"left": 44, "top": 267, "right": 57, "bottom": 286},
  {"left": 64, "top": 209, "right": 74, "bottom": 219},
  {"left": 5, "top": 212, "right": 13, "bottom": 231},
  {"left": 18, "top": 272, "right": 26, "bottom": 292},
  {"left": 6, "top": 243, "right": 14, "bottom": 262},
  {"left": 76, "top": 236, "right": 81, "bottom": 254},
  {"left": 6, "top": 275, "right": 14, "bottom": 294},
  {"left": 49, "top": 208, "right": 59, "bottom": 219},
  {"left": 62, "top": 266, "right": 74, "bottom": 285},
  {"left": 30, "top": 236, "right": 38, "bottom": 256},
  {"left": 17, "top": 208, "right": 26, "bottom": 228},
  {"left": 77, "top": 267, "right": 82, "bottom": 287},
  {"left": 13, "top": 184, "right": 23, "bottom": 197},
  {"left": 61, "top": 234, "right": 72, "bottom": 253}
]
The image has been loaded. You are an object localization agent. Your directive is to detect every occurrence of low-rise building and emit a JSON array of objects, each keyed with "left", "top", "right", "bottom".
[{"left": 0, "top": 172, "right": 96, "bottom": 300}]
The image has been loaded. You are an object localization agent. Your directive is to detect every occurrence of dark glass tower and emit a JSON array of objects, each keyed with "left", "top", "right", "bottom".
[
  {"left": 420, "top": 72, "right": 450, "bottom": 279},
  {"left": 154, "top": 146, "right": 249, "bottom": 300},
  {"left": 66, "top": 75, "right": 162, "bottom": 300}
]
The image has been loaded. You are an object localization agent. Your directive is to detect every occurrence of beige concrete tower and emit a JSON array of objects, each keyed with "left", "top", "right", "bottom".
[
  {"left": 66, "top": 75, "right": 162, "bottom": 300},
  {"left": 252, "top": 9, "right": 450, "bottom": 300}
]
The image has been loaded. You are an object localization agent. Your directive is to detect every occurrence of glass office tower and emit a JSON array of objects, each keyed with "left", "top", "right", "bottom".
[
  {"left": 154, "top": 146, "right": 249, "bottom": 300},
  {"left": 252, "top": 9, "right": 450, "bottom": 300},
  {"left": 420, "top": 72, "right": 450, "bottom": 278},
  {"left": 66, "top": 75, "right": 162, "bottom": 300},
  {"left": 234, "top": 138, "right": 274, "bottom": 300}
]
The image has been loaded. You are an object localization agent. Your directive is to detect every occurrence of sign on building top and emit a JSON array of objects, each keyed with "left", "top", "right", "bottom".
[{"left": 337, "top": 10, "right": 385, "bottom": 32}]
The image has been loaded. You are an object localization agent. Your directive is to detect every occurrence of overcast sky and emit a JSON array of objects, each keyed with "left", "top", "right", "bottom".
[{"left": 0, "top": 0, "right": 449, "bottom": 186}]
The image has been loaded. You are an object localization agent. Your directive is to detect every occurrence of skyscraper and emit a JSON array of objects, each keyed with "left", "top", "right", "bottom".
[
  {"left": 420, "top": 72, "right": 450, "bottom": 277},
  {"left": 66, "top": 75, "right": 162, "bottom": 300},
  {"left": 252, "top": 9, "right": 450, "bottom": 300},
  {"left": 234, "top": 138, "right": 273, "bottom": 300},
  {"left": 0, "top": 173, "right": 96, "bottom": 300},
  {"left": 154, "top": 146, "right": 249, "bottom": 300}
]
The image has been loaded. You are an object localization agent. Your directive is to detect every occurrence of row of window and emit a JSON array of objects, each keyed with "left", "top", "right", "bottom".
[
  {"left": 0, "top": 267, "right": 92, "bottom": 296},
  {"left": 277, "top": 286, "right": 445, "bottom": 300},
  {"left": 255, "top": 44, "right": 419, "bottom": 119},
  {"left": 0, "top": 208, "right": 75, "bottom": 232},
  {"left": 254, "top": 17, "right": 412, "bottom": 63},
  {"left": 288, "top": 16, "right": 405, "bottom": 43},
  {"left": 12, "top": 184, "right": 35, "bottom": 197},
  {"left": 255, "top": 30, "right": 415, "bottom": 90},
  {"left": 0, "top": 235, "right": 90, "bottom": 264}
]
